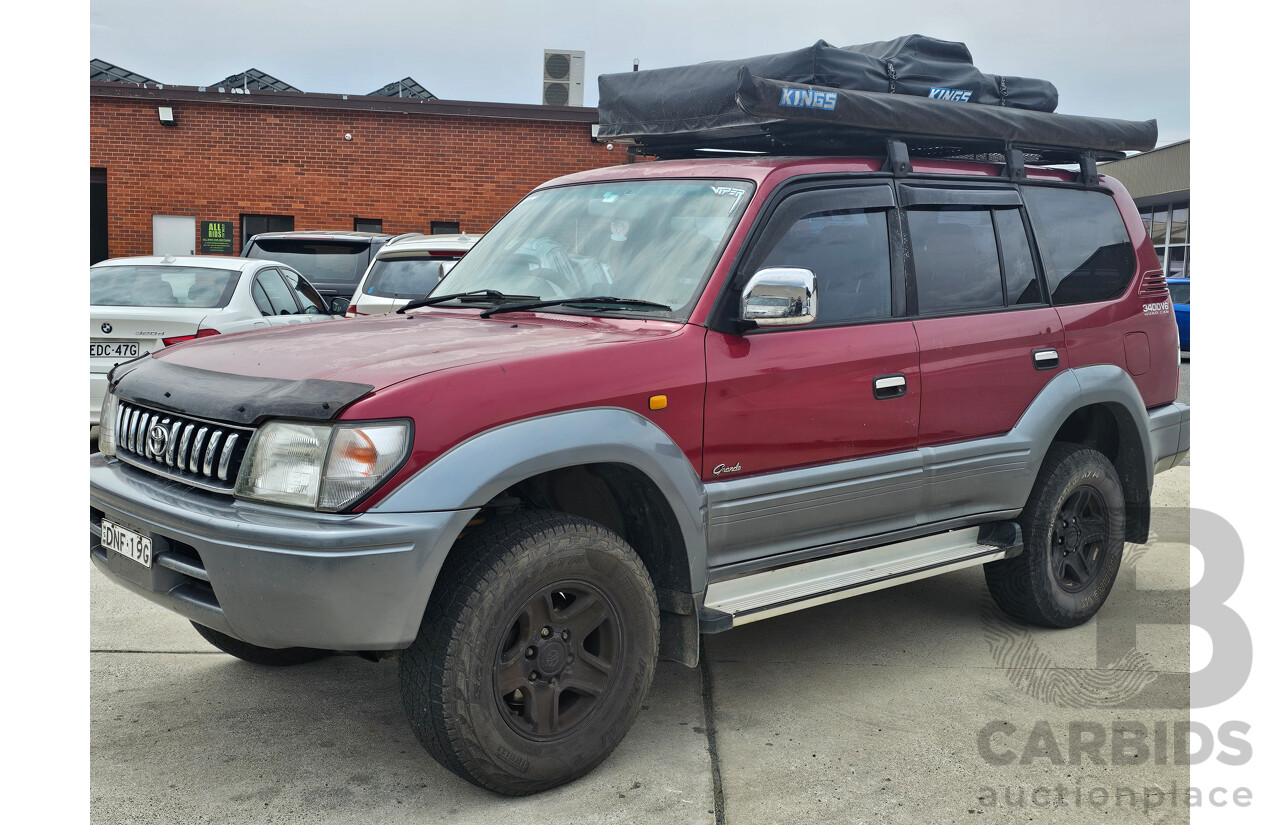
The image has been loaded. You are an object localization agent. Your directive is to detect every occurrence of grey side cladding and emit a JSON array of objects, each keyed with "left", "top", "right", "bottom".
[
  {"left": 704, "top": 364, "right": 1158, "bottom": 573},
  {"left": 1149, "top": 402, "right": 1190, "bottom": 473},
  {"left": 371, "top": 407, "right": 711, "bottom": 592}
]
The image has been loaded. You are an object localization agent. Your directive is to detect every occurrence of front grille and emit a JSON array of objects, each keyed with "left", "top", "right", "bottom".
[{"left": 114, "top": 401, "right": 253, "bottom": 493}]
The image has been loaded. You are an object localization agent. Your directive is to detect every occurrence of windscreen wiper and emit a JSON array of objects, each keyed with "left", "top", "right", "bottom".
[
  {"left": 396, "top": 289, "right": 536, "bottom": 314},
  {"left": 479, "top": 296, "right": 673, "bottom": 319}
]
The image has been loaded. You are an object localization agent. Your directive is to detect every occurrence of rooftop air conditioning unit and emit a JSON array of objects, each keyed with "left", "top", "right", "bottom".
[{"left": 543, "top": 50, "right": 585, "bottom": 106}]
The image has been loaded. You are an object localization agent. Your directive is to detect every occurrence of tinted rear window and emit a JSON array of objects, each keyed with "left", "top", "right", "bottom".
[
  {"left": 1169, "top": 282, "right": 1190, "bottom": 305},
  {"left": 994, "top": 209, "right": 1043, "bottom": 306},
  {"left": 247, "top": 240, "right": 368, "bottom": 284},
  {"left": 364, "top": 256, "right": 457, "bottom": 299},
  {"left": 90, "top": 266, "right": 239, "bottom": 308},
  {"left": 1023, "top": 188, "right": 1136, "bottom": 305}
]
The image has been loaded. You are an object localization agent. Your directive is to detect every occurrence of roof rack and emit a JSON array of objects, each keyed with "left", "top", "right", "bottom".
[{"left": 609, "top": 69, "right": 1155, "bottom": 177}]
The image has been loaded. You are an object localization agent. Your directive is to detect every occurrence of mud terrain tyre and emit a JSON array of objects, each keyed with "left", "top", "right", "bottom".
[
  {"left": 985, "top": 444, "right": 1126, "bottom": 628},
  {"left": 399, "top": 510, "right": 659, "bottom": 795},
  {"left": 190, "top": 622, "right": 328, "bottom": 666}
]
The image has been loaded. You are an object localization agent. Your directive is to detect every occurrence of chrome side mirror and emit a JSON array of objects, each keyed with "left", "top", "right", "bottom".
[{"left": 741, "top": 267, "right": 817, "bottom": 327}]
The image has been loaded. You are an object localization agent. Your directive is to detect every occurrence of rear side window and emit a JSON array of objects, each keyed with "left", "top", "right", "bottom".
[
  {"left": 246, "top": 240, "right": 369, "bottom": 285},
  {"left": 255, "top": 269, "right": 300, "bottom": 315},
  {"left": 1169, "top": 281, "right": 1190, "bottom": 305},
  {"left": 908, "top": 209, "right": 1003, "bottom": 314},
  {"left": 1023, "top": 187, "right": 1136, "bottom": 305},
  {"left": 993, "top": 209, "right": 1043, "bottom": 306},
  {"left": 364, "top": 256, "right": 454, "bottom": 299},
  {"left": 90, "top": 265, "right": 239, "bottom": 308},
  {"left": 280, "top": 268, "right": 328, "bottom": 314}
]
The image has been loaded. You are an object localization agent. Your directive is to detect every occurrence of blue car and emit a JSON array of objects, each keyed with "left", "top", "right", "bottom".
[{"left": 1167, "top": 277, "right": 1189, "bottom": 351}]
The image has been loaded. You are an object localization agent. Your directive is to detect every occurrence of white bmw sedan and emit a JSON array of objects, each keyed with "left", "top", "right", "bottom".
[{"left": 90, "top": 255, "right": 341, "bottom": 436}]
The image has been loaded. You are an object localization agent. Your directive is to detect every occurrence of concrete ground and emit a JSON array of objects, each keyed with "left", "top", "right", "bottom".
[{"left": 92, "top": 442, "right": 1191, "bottom": 824}]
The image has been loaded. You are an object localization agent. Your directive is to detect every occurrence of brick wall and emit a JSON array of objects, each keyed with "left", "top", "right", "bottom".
[{"left": 90, "top": 96, "right": 630, "bottom": 257}]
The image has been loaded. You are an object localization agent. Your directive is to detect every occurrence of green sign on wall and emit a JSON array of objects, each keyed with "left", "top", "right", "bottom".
[{"left": 200, "top": 220, "right": 234, "bottom": 255}]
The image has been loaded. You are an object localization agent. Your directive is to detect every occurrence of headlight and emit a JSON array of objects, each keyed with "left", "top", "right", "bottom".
[
  {"left": 234, "top": 420, "right": 411, "bottom": 512},
  {"left": 99, "top": 393, "right": 120, "bottom": 457}
]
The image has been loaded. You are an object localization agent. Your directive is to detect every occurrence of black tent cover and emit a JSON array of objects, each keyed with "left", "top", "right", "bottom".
[{"left": 597, "top": 36, "right": 1157, "bottom": 160}]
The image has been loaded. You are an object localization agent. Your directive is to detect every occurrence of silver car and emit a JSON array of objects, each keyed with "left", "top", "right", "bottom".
[{"left": 90, "top": 255, "right": 340, "bottom": 435}]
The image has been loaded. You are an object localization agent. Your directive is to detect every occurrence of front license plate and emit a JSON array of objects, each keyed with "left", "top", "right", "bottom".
[
  {"left": 91, "top": 342, "right": 140, "bottom": 358},
  {"left": 101, "top": 519, "right": 152, "bottom": 568}
]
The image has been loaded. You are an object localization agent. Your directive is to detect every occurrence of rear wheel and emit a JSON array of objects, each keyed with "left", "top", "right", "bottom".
[
  {"left": 985, "top": 444, "right": 1126, "bottom": 627},
  {"left": 399, "top": 510, "right": 658, "bottom": 795},
  {"left": 190, "top": 622, "right": 328, "bottom": 666}
]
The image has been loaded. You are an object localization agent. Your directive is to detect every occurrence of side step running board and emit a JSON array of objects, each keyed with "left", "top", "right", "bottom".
[{"left": 700, "top": 523, "right": 1021, "bottom": 632}]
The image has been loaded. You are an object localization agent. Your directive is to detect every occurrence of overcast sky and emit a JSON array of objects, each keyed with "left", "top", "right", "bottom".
[{"left": 90, "top": 0, "right": 1189, "bottom": 144}]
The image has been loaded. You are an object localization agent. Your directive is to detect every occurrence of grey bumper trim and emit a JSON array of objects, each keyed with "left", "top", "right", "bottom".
[
  {"left": 90, "top": 454, "right": 477, "bottom": 650},
  {"left": 1148, "top": 402, "right": 1190, "bottom": 474}
]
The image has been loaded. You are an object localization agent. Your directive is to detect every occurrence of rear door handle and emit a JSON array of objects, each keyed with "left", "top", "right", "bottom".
[
  {"left": 873, "top": 373, "right": 908, "bottom": 400},
  {"left": 1033, "top": 348, "right": 1060, "bottom": 370}
]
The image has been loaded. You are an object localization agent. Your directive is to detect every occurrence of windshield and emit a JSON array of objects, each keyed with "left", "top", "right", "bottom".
[
  {"left": 247, "top": 240, "right": 369, "bottom": 285},
  {"left": 1168, "top": 282, "right": 1189, "bottom": 305},
  {"left": 90, "top": 265, "right": 239, "bottom": 308},
  {"left": 363, "top": 256, "right": 459, "bottom": 300},
  {"left": 435, "top": 179, "right": 754, "bottom": 319}
]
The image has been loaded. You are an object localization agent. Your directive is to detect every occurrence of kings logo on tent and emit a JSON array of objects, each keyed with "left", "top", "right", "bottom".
[
  {"left": 779, "top": 88, "right": 838, "bottom": 111},
  {"left": 928, "top": 87, "right": 973, "bottom": 102}
]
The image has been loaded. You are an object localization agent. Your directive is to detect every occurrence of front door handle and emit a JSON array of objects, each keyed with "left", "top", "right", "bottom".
[
  {"left": 1033, "top": 348, "right": 1060, "bottom": 371},
  {"left": 873, "top": 373, "right": 908, "bottom": 400}
]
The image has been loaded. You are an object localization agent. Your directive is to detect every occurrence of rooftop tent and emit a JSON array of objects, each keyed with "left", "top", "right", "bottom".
[{"left": 598, "top": 36, "right": 1156, "bottom": 161}]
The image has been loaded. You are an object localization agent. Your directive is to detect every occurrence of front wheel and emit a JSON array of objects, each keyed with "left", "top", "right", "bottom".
[
  {"left": 985, "top": 444, "right": 1126, "bottom": 627},
  {"left": 399, "top": 510, "right": 659, "bottom": 795}
]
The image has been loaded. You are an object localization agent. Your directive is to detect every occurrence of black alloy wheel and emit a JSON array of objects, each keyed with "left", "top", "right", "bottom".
[
  {"left": 494, "top": 582, "right": 621, "bottom": 739},
  {"left": 1050, "top": 487, "right": 1111, "bottom": 592}
]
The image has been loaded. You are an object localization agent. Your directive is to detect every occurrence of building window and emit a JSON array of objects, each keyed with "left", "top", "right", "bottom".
[
  {"left": 430, "top": 221, "right": 461, "bottom": 235},
  {"left": 240, "top": 214, "right": 295, "bottom": 251},
  {"left": 354, "top": 218, "right": 382, "bottom": 233},
  {"left": 1140, "top": 201, "right": 1189, "bottom": 277}
]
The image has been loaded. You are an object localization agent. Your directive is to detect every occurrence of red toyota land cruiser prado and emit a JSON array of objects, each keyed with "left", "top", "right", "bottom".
[{"left": 91, "top": 40, "right": 1189, "bottom": 795}]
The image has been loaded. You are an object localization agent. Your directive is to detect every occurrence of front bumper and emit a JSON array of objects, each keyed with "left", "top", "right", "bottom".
[
  {"left": 1148, "top": 401, "right": 1190, "bottom": 474},
  {"left": 90, "top": 453, "right": 478, "bottom": 650}
]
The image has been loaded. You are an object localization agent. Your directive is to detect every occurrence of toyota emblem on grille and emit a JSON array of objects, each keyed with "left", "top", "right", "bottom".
[
  {"left": 146, "top": 423, "right": 170, "bottom": 458},
  {"left": 101, "top": 323, "right": 112, "bottom": 334}
]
